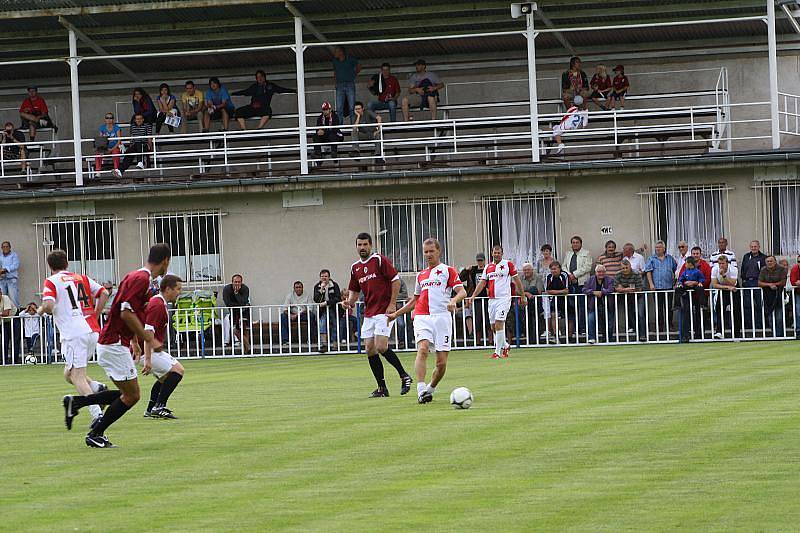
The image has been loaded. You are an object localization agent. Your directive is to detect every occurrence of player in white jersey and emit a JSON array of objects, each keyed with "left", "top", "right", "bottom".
[
  {"left": 38, "top": 249, "right": 110, "bottom": 428},
  {"left": 388, "top": 238, "right": 466, "bottom": 404},
  {"left": 552, "top": 94, "right": 589, "bottom": 155},
  {"left": 466, "top": 244, "right": 526, "bottom": 359}
]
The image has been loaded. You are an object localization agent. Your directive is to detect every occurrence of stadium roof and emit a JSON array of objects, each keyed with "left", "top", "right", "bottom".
[{"left": 0, "top": 0, "right": 796, "bottom": 86}]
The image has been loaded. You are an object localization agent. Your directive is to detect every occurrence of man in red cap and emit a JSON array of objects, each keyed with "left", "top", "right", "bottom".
[
  {"left": 312, "top": 101, "right": 343, "bottom": 166},
  {"left": 608, "top": 65, "right": 629, "bottom": 110}
]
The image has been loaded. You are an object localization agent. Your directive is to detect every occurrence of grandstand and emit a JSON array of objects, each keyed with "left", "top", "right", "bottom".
[{"left": 1, "top": 0, "right": 800, "bottom": 362}]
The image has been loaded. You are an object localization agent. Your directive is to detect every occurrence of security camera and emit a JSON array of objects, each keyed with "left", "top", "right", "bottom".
[{"left": 511, "top": 2, "right": 536, "bottom": 19}]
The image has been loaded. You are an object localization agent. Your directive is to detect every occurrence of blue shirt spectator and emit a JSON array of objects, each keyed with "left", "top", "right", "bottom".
[
  {"left": 0, "top": 241, "right": 20, "bottom": 305},
  {"left": 332, "top": 51, "right": 360, "bottom": 83},
  {"left": 644, "top": 241, "right": 677, "bottom": 289},
  {"left": 205, "top": 85, "right": 235, "bottom": 112},
  {"left": 98, "top": 122, "right": 121, "bottom": 150},
  {"left": 678, "top": 266, "right": 705, "bottom": 286}
]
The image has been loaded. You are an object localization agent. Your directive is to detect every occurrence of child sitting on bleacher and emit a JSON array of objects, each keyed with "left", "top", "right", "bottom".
[
  {"left": 609, "top": 65, "right": 630, "bottom": 110},
  {"left": 590, "top": 65, "right": 612, "bottom": 110}
]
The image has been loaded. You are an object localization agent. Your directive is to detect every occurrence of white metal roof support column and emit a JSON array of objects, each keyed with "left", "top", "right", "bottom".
[
  {"left": 767, "top": 0, "right": 780, "bottom": 149},
  {"left": 526, "top": 11, "right": 541, "bottom": 163},
  {"left": 294, "top": 16, "right": 309, "bottom": 175},
  {"left": 67, "top": 29, "right": 84, "bottom": 186}
]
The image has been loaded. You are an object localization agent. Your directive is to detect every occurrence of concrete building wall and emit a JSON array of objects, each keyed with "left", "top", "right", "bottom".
[{"left": 2, "top": 164, "right": 781, "bottom": 308}]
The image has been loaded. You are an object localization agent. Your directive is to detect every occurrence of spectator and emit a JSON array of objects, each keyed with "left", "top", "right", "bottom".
[
  {"left": 233, "top": 70, "right": 296, "bottom": 130},
  {"left": 589, "top": 64, "right": 612, "bottom": 110},
  {"left": 280, "top": 280, "right": 316, "bottom": 346},
  {"left": 596, "top": 240, "right": 624, "bottom": 277},
  {"left": 551, "top": 94, "right": 589, "bottom": 155},
  {"left": 758, "top": 255, "right": 787, "bottom": 337},
  {"left": 644, "top": 240, "right": 677, "bottom": 335},
  {"left": 614, "top": 259, "right": 647, "bottom": 342},
  {"left": 331, "top": 46, "right": 361, "bottom": 123},
  {"left": 222, "top": 273, "right": 251, "bottom": 351},
  {"left": 312, "top": 101, "right": 343, "bottom": 165},
  {"left": 0, "top": 241, "right": 20, "bottom": 306},
  {"left": 710, "top": 255, "right": 739, "bottom": 339},
  {"left": 535, "top": 244, "right": 556, "bottom": 338},
  {"left": 709, "top": 237, "right": 737, "bottom": 268},
  {"left": 95, "top": 112, "right": 121, "bottom": 173},
  {"left": 113, "top": 113, "right": 153, "bottom": 178},
  {"left": 338, "top": 288, "right": 360, "bottom": 345},
  {"left": 19, "top": 86, "right": 56, "bottom": 140},
  {"left": 462, "top": 252, "right": 489, "bottom": 342},
  {"left": 583, "top": 264, "right": 615, "bottom": 343},
  {"left": 675, "top": 257, "right": 706, "bottom": 342},
  {"left": 1, "top": 285, "right": 18, "bottom": 363},
  {"left": 2, "top": 122, "right": 27, "bottom": 172},
  {"left": 677, "top": 246, "right": 712, "bottom": 289},
  {"left": 544, "top": 261, "right": 570, "bottom": 341},
  {"left": 19, "top": 302, "right": 40, "bottom": 356},
  {"left": 608, "top": 65, "right": 629, "bottom": 110},
  {"left": 563, "top": 235, "right": 592, "bottom": 335},
  {"left": 790, "top": 254, "right": 800, "bottom": 339},
  {"left": 101, "top": 281, "right": 115, "bottom": 321},
  {"left": 401, "top": 59, "right": 444, "bottom": 121},
  {"left": 312, "top": 269, "right": 341, "bottom": 352},
  {"left": 131, "top": 87, "right": 156, "bottom": 125},
  {"left": 351, "top": 101, "right": 381, "bottom": 159},
  {"left": 560, "top": 56, "right": 589, "bottom": 108},
  {"left": 622, "top": 242, "right": 645, "bottom": 273},
  {"left": 675, "top": 241, "right": 690, "bottom": 274},
  {"left": 394, "top": 277, "right": 413, "bottom": 349},
  {"left": 520, "top": 262, "right": 540, "bottom": 341},
  {"left": 154, "top": 83, "right": 180, "bottom": 134},
  {"left": 367, "top": 62, "right": 401, "bottom": 123},
  {"left": 738, "top": 239, "right": 765, "bottom": 332},
  {"left": 179, "top": 81, "right": 205, "bottom": 134},
  {"left": 203, "top": 77, "right": 234, "bottom": 132}
]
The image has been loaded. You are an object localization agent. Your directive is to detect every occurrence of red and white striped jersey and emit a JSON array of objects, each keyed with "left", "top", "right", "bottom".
[
  {"left": 42, "top": 271, "right": 106, "bottom": 340},
  {"left": 480, "top": 259, "right": 518, "bottom": 299},
  {"left": 413, "top": 263, "right": 462, "bottom": 315}
]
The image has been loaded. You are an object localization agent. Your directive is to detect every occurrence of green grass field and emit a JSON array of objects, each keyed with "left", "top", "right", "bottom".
[{"left": 3, "top": 342, "right": 800, "bottom": 532}]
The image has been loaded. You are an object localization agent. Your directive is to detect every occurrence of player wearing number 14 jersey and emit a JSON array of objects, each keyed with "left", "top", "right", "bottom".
[
  {"left": 38, "top": 250, "right": 110, "bottom": 427},
  {"left": 389, "top": 238, "right": 466, "bottom": 404}
]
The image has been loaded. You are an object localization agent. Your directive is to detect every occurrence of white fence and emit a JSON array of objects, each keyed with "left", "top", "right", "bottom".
[{"left": 3, "top": 288, "right": 796, "bottom": 366}]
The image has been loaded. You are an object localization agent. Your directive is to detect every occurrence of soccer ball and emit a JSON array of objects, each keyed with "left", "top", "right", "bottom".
[
  {"left": 25, "top": 354, "right": 38, "bottom": 365},
  {"left": 450, "top": 387, "right": 473, "bottom": 409}
]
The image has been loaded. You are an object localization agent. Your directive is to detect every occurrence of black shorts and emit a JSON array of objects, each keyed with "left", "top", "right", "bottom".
[
  {"left": 235, "top": 104, "right": 272, "bottom": 120},
  {"left": 208, "top": 108, "right": 232, "bottom": 120},
  {"left": 609, "top": 90, "right": 627, "bottom": 100},
  {"left": 419, "top": 92, "right": 439, "bottom": 110},
  {"left": 590, "top": 90, "right": 611, "bottom": 99}
]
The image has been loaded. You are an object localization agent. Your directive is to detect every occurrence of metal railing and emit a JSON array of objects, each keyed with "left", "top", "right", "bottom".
[
  {"left": 778, "top": 91, "right": 800, "bottom": 135},
  {"left": 1, "top": 288, "right": 796, "bottom": 367},
  {"left": 0, "top": 99, "right": 772, "bottom": 185}
]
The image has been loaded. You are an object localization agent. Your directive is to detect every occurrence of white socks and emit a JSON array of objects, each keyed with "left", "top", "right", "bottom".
[
  {"left": 417, "top": 382, "right": 427, "bottom": 396},
  {"left": 89, "top": 404, "right": 102, "bottom": 419},
  {"left": 494, "top": 329, "right": 506, "bottom": 356},
  {"left": 89, "top": 380, "right": 103, "bottom": 393},
  {"left": 427, "top": 385, "right": 436, "bottom": 394}
]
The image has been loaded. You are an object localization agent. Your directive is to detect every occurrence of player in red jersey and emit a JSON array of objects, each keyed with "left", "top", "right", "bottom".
[
  {"left": 38, "top": 250, "right": 110, "bottom": 427},
  {"left": 64, "top": 244, "right": 171, "bottom": 448},
  {"left": 141, "top": 274, "right": 185, "bottom": 419},
  {"left": 466, "top": 244, "right": 526, "bottom": 359},
  {"left": 344, "top": 232, "right": 413, "bottom": 397},
  {"left": 388, "top": 238, "right": 466, "bottom": 404}
]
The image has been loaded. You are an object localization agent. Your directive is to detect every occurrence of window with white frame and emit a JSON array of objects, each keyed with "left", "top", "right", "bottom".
[
  {"left": 477, "top": 194, "right": 559, "bottom": 265},
  {"left": 371, "top": 199, "right": 450, "bottom": 273},
  {"left": 140, "top": 211, "right": 223, "bottom": 286},
  {"left": 35, "top": 215, "right": 119, "bottom": 284},
  {"left": 648, "top": 184, "right": 729, "bottom": 257},
  {"left": 761, "top": 181, "right": 800, "bottom": 255}
]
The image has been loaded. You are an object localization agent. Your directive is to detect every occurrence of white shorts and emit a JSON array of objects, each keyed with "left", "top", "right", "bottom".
[
  {"left": 96, "top": 343, "right": 137, "bottom": 382},
  {"left": 360, "top": 314, "right": 395, "bottom": 340},
  {"left": 141, "top": 350, "right": 178, "bottom": 379},
  {"left": 413, "top": 313, "right": 453, "bottom": 352},
  {"left": 488, "top": 298, "right": 512, "bottom": 323},
  {"left": 62, "top": 332, "right": 99, "bottom": 370}
]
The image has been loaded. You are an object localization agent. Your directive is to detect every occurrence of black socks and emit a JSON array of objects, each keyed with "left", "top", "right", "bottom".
[
  {"left": 381, "top": 348, "right": 407, "bottom": 378},
  {"left": 368, "top": 355, "right": 387, "bottom": 389},
  {"left": 74, "top": 389, "right": 121, "bottom": 408},
  {"left": 147, "top": 381, "right": 162, "bottom": 412},
  {"left": 90, "top": 397, "right": 131, "bottom": 436},
  {"left": 156, "top": 372, "right": 183, "bottom": 408}
]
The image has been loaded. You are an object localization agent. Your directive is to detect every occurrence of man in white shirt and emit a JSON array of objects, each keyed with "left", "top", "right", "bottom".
[
  {"left": 710, "top": 255, "right": 739, "bottom": 339},
  {"left": 622, "top": 242, "right": 645, "bottom": 273},
  {"left": 280, "top": 280, "right": 316, "bottom": 347},
  {"left": 675, "top": 241, "right": 690, "bottom": 274}
]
